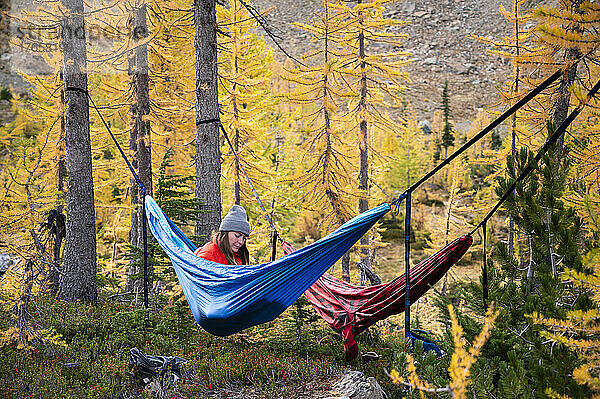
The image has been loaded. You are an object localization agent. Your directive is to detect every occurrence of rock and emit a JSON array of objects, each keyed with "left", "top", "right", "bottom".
[
  {"left": 0, "top": 253, "right": 15, "bottom": 275},
  {"left": 419, "top": 120, "right": 432, "bottom": 135},
  {"left": 400, "top": 2, "right": 416, "bottom": 14},
  {"left": 327, "top": 370, "right": 386, "bottom": 399},
  {"left": 423, "top": 56, "right": 437, "bottom": 65},
  {"left": 413, "top": 11, "right": 428, "bottom": 18},
  {"left": 458, "top": 63, "right": 477, "bottom": 75}
]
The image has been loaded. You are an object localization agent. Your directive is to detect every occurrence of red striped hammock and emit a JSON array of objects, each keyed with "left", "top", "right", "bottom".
[{"left": 304, "top": 234, "right": 473, "bottom": 361}]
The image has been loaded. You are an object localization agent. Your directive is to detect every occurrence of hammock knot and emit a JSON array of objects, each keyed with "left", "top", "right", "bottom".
[{"left": 391, "top": 192, "right": 407, "bottom": 215}]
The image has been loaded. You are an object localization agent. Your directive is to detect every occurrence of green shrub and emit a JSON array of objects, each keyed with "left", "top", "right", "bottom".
[{"left": 0, "top": 87, "right": 12, "bottom": 102}]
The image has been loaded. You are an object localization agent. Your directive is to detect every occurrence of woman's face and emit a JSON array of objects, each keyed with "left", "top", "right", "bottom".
[{"left": 227, "top": 231, "right": 247, "bottom": 253}]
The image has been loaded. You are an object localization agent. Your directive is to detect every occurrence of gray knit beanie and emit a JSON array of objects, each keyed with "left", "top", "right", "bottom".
[{"left": 219, "top": 205, "right": 250, "bottom": 236}]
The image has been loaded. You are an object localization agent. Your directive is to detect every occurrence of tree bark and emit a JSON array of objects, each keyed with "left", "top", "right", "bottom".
[
  {"left": 552, "top": 0, "right": 583, "bottom": 151},
  {"left": 194, "top": 0, "right": 221, "bottom": 243},
  {"left": 49, "top": 72, "right": 67, "bottom": 296},
  {"left": 508, "top": 0, "right": 521, "bottom": 259},
  {"left": 58, "top": 0, "right": 97, "bottom": 302},
  {"left": 126, "top": 3, "right": 153, "bottom": 296},
  {"left": 356, "top": 0, "right": 380, "bottom": 286}
]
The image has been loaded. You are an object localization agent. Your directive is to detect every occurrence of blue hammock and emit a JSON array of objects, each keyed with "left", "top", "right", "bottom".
[{"left": 145, "top": 195, "right": 390, "bottom": 336}]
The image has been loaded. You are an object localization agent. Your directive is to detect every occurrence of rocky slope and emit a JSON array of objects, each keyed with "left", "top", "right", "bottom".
[
  {"left": 0, "top": 0, "right": 515, "bottom": 126},
  {"left": 252, "top": 0, "right": 514, "bottom": 125}
]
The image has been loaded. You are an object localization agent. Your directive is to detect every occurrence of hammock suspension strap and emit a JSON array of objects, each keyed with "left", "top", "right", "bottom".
[
  {"left": 65, "top": 86, "right": 150, "bottom": 308},
  {"left": 404, "top": 191, "right": 412, "bottom": 338},
  {"left": 471, "top": 78, "right": 600, "bottom": 235}
]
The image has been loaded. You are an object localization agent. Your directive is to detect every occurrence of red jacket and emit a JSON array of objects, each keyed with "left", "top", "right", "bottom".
[{"left": 194, "top": 241, "right": 241, "bottom": 265}]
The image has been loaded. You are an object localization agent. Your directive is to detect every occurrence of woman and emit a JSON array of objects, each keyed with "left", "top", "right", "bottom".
[{"left": 194, "top": 205, "right": 250, "bottom": 265}]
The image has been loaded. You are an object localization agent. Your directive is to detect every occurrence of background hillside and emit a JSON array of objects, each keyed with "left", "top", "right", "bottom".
[
  {"left": 251, "top": 0, "right": 514, "bottom": 124},
  {"left": 1, "top": 0, "right": 513, "bottom": 125}
]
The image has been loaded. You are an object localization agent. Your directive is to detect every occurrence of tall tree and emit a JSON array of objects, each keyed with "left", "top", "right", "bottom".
[
  {"left": 548, "top": 0, "right": 584, "bottom": 148},
  {"left": 216, "top": 0, "right": 289, "bottom": 259},
  {"left": 285, "top": 0, "right": 355, "bottom": 280},
  {"left": 126, "top": 1, "right": 153, "bottom": 296},
  {"left": 475, "top": 0, "right": 538, "bottom": 268},
  {"left": 483, "top": 0, "right": 600, "bottom": 260},
  {"left": 194, "top": 0, "right": 221, "bottom": 243},
  {"left": 331, "top": 0, "right": 409, "bottom": 284},
  {"left": 58, "top": 0, "right": 97, "bottom": 302},
  {"left": 441, "top": 80, "right": 455, "bottom": 161},
  {"left": 217, "top": 0, "right": 276, "bottom": 206}
]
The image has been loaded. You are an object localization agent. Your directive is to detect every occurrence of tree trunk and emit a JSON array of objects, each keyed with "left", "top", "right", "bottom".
[
  {"left": 58, "top": 0, "right": 97, "bottom": 302},
  {"left": 552, "top": 0, "right": 583, "bottom": 151},
  {"left": 194, "top": 0, "right": 221, "bottom": 243},
  {"left": 552, "top": 49, "right": 579, "bottom": 148},
  {"left": 356, "top": 0, "right": 380, "bottom": 286},
  {"left": 126, "top": 3, "right": 153, "bottom": 297},
  {"left": 508, "top": 0, "right": 521, "bottom": 259},
  {"left": 49, "top": 73, "right": 67, "bottom": 296}
]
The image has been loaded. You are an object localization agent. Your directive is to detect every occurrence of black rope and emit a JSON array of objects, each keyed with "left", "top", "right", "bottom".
[
  {"left": 403, "top": 70, "right": 563, "bottom": 196},
  {"left": 63, "top": 86, "right": 88, "bottom": 96},
  {"left": 65, "top": 86, "right": 150, "bottom": 308},
  {"left": 65, "top": 86, "right": 148, "bottom": 197},
  {"left": 196, "top": 118, "right": 221, "bottom": 125},
  {"left": 471, "top": 78, "right": 600, "bottom": 235}
]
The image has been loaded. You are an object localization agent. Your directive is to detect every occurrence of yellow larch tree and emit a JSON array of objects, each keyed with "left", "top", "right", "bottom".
[
  {"left": 143, "top": 0, "right": 197, "bottom": 175},
  {"left": 216, "top": 0, "right": 283, "bottom": 258},
  {"left": 87, "top": 0, "right": 205, "bottom": 294},
  {"left": 536, "top": 2, "right": 600, "bottom": 247},
  {"left": 329, "top": 0, "right": 410, "bottom": 284},
  {"left": 4, "top": 0, "right": 198, "bottom": 297},
  {"left": 480, "top": 1, "right": 600, "bottom": 233},
  {"left": 0, "top": 1, "right": 68, "bottom": 292},
  {"left": 83, "top": 0, "right": 155, "bottom": 295},
  {"left": 0, "top": 68, "right": 66, "bottom": 346},
  {"left": 283, "top": 0, "right": 356, "bottom": 279}
]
